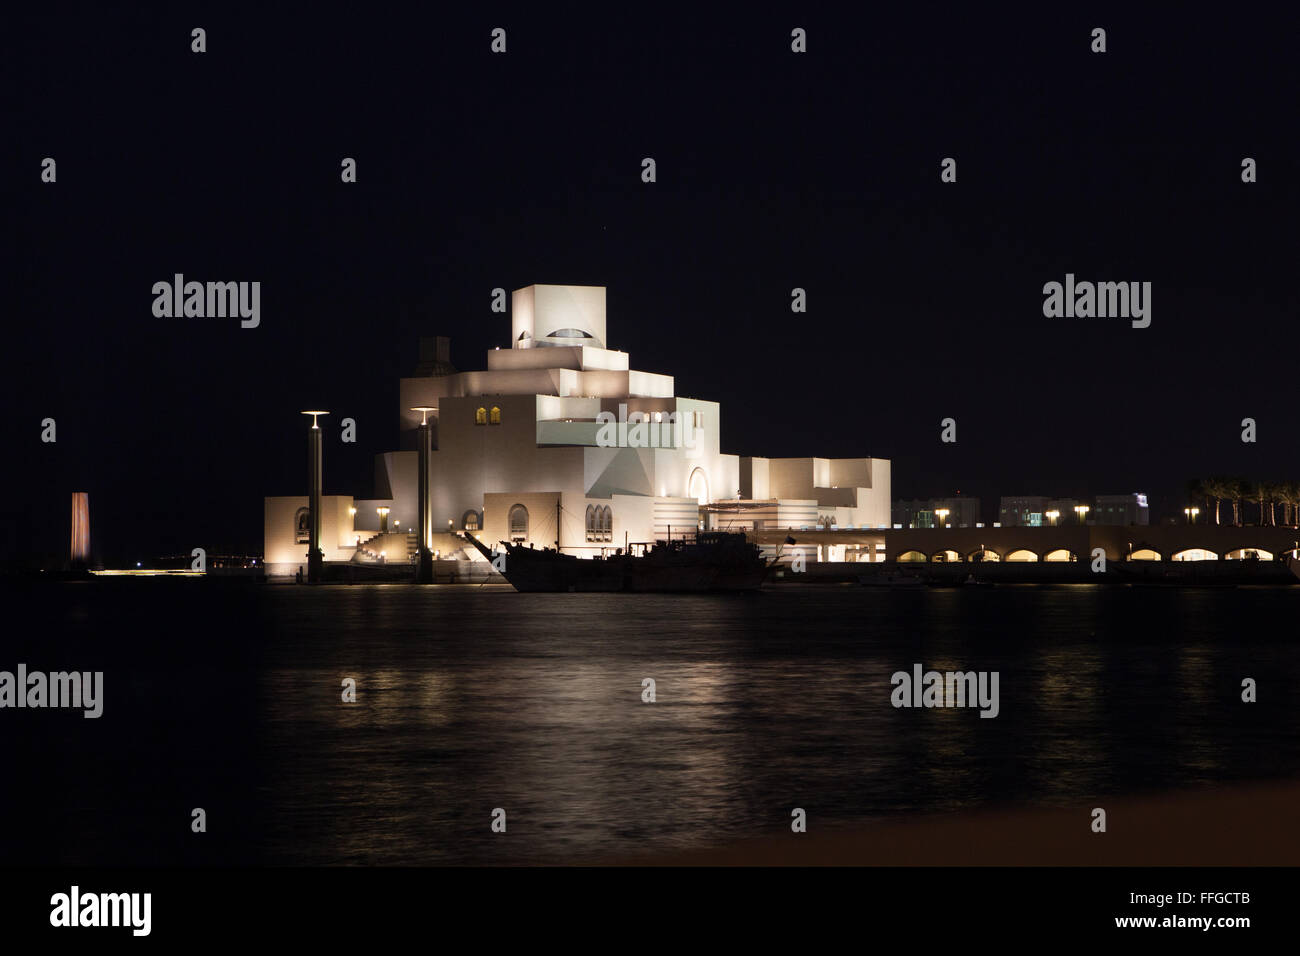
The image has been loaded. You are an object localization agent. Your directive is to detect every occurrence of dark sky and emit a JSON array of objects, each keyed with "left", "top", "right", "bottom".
[{"left": 8, "top": 8, "right": 1298, "bottom": 566}]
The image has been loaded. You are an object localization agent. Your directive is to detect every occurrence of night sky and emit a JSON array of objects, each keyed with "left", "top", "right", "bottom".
[{"left": 9, "top": 8, "right": 1297, "bottom": 567}]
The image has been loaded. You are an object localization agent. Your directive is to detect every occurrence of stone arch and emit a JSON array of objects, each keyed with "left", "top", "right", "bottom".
[
  {"left": 898, "top": 550, "right": 927, "bottom": 563},
  {"left": 931, "top": 549, "right": 961, "bottom": 563},
  {"left": 1006, "top": 549, "right": 1039, "bottom": 562},
  {"left": 1225, "top": 547, "right": 1273, "bottom": 561},
  {"left": 1172, "top": 548, "right": 1217, "bottom": 561},
  {"left": 967, "top": 548, "right": 1001, "bottom": 562},
  {"left": 1129, "top": 547, "right": 1161, "bottom": 561},
  {"left": 688, "top": 467, "right": 709, "bottom": 506},
  {"left": 1043, "top": 549, "right": 1076, "bottom": 562}
]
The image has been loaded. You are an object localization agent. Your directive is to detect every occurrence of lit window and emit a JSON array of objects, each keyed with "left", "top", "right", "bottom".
[
  {"left": 475, "top": 407, "right": 487, "bottom": 425},
  {"left": 489, "top": 406, "right": 502, "bottom": 425},
  {"left": 508, "top": 505, "right": 528, "bottom": 542}
]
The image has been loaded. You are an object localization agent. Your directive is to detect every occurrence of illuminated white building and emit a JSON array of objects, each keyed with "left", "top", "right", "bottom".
[{"left": 263, "top": 284, "right": 891, "bottom": 577}]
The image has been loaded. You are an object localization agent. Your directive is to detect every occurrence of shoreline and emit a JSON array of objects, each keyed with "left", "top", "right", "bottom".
[{"left": 598, "top": 780, "right": 1300, "bottom": 866}]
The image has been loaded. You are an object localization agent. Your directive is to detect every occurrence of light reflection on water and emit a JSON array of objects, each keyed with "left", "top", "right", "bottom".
[{"left": 249, "top": 584, "right": 1300, "bottom": 864}]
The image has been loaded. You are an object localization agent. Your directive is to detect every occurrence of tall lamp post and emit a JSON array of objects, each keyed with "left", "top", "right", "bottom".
[
  {"left": 1045, "top": 509, "right": 1060, "bottom": 527},
  {"left": 1074, "top": 504, "right": 1090, "bottom": 526},
  {"left": 412, "top": 406, "right": 437, "bottom": 584},
  {"left": 301, "top": 411, "right": 329, "bottom": 583},
  {"left": 1184, "top": 507, "right": 1200, "bottom": 525},
  {"left": 935, "top": 508, "right": 950, "bottom": 529}
]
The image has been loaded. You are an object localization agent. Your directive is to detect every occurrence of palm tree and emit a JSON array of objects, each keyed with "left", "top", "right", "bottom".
[
  {"left": 1205, "top": 477, "right": 1229, "bottom": 525},
  {"left": 1282, "top": 481, "right": 1300, "bottom": 528},
  {"left": 1257, "top": 480, "right": 1281, "bottom": 527},
  {"left": 1226, "top": 478, "right": 1245, "bottom": 526},
  {"left": 1246, "top": 480, "right": 1269, "bottom": 526}
]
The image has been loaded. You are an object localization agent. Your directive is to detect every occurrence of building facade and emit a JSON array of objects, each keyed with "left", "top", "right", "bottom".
[
  {"left": 264, "top": 284, "right": 891, "bottom": 577},
  {"left": 891, "top": 496, "right": 980, "bottom": 529},
  {"left": 1094, "top": 493, "right": 1150, "bottom": 526}
]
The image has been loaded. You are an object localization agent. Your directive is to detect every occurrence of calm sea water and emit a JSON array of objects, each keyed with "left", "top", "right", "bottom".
[{"left": 5, "top": 581, "right": 1298, "bottom": 865}]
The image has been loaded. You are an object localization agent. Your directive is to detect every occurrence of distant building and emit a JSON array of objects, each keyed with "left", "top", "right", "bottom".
[
  {"left": 892, "top": 496, "right": 979, "bottom": 529},
  {"left": 1046, "top": 498, "right": 1084, "bottom": 525},
  {"left": 1095, "top": 493, "right": 1149, "bottom": 526},
  {"left": 998, "top": 496, "right": 1050, "bottom": 527},
  {"left": 999, "top": 495, "right": 1090, "bottom": 526},
  {"left": 892, "top": 499, "right": 933, "bottom": 529},
  {"left": 931, "top": 496, "right": 981, "bottom": 528}
]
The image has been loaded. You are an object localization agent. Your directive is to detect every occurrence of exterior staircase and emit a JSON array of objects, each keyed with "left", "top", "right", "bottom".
[{"left": 351, "top": 531, "right": 417, "bottom": 564}]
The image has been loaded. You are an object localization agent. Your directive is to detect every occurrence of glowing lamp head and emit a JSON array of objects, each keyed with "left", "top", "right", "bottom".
[
  {"left": 301, "top": 410, "right": 330, "bottom": 428},
  {"left": 410, "top": 406, "right": 438, "bottom": 426}
]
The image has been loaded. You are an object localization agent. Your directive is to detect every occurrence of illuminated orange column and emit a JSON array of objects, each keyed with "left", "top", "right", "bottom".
[{"left": 70, "top": 492, "right": 90, "bottom": 567}]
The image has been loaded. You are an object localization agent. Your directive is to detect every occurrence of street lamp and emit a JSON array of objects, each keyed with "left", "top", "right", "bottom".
[
  {"left": 1184, "top": 507, "right": 1200, "bottom": 524},
  {"left": 1045, "top": 509, "right": 1060, "bottom": 526},
  {"left": 1074, "top": 505, "right": 1090, "bottom": 525},
  {"left": 935, "top": 508, "right": 950, "bottom": 528}
]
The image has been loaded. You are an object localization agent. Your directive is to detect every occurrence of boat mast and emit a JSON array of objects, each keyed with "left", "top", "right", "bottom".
[{"left": 556, "top": 498, "right": 561, "bottom": 552}]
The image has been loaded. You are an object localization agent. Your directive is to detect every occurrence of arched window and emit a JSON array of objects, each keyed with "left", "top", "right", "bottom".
[
  {"left": 294, "top": 507, "right": 310, "bottom": 544},
  {"left": 508, "top": 504, "right": 528, "bottom": 542},
  {"left": 475, "top": 406, "right": 487, "bottom": 425},
  {"left": 586, "top": 505, "right": 613, "bottom": 542},
  {"left": 462, "top": 510, "right": 481, "bottom": 532},
  {"left": 489, "top": 405, "right": 502, "bottom": 425}
]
